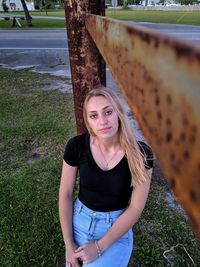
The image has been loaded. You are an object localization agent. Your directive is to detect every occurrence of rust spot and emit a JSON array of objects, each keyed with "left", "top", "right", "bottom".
[
  {"left": 170, "top": 178, "right": 176, "bottom": 189},
  {"left": 180, "top": 132, "right": 186, "bottom": 141},
  {"left": 142, "top": 115, "right": 146, "bottom": 123},
  {"left": 154, "top": 38, "right": 159, "bottom": 49},
  {"left": 166, "top": 118, "right": 171, "bottom": 126},
  {"left": 157, "top": 111, "right": 162, "bottom": 120},
  {"left": 166, "top": 132, "right": 172, "bottom": 142},
  {"left": 126, "top": 27, "right": 151, "bottom": 44},
  {"left": 170, "top": 152, "right": 175, "bottom": 160},
  {"left": 152, "top": 87, "right": 158, "bottom": 94},
  {"left": 166, "top": 95, "right": 172, "bottom": 104},
  {"left": 190, "top": 190, "right": 198, "bottom": 202},
  {"left": 174, "top": 42, "right": 199, "bottom": 60},
  {"left": 175, "top": 140, "right": 180, "bottom": 146},
  {"left": 191, "top": 125, "right": 198, "bottom": 133},
  {"left": 183, "top": 117, "right": 189, "bottom": 126},
  {"left": 198, "top": 163, "right": 200, "bottom": 171},
  {"left": 183, "top": 150, "right": 190, "bottom": 159},
  {"left": 172, "top": 164, "right": 181, "bottom": 174},
  {"left": 155, "top": 96, "right": 160, "bottom": 105},
  {"left": 148, "top": 127, "right": 154, "bottom": 134}
]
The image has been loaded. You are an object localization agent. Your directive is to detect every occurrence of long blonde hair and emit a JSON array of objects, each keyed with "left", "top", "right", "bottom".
[{"left": 83, "top": 86, "right": 148, "bottom": 187}]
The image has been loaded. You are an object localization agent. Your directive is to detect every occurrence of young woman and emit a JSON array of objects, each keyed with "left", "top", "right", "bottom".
[{"left": 59, "top": 86, "right": 154, "bottom": 267}]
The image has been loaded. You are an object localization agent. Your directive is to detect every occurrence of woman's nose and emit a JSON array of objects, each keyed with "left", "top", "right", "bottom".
[{"left": 99, "top": 115, "right": 108, "bottom": 125}]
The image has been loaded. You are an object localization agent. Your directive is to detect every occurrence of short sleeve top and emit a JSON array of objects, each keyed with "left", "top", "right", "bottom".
[{"left": 63, "top": 133, "right": 153, "bottom": 212}]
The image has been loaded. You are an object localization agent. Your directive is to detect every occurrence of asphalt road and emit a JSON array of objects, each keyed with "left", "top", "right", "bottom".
[
  {"left": 0, "top": 29, "right": 68, "bottom": 49},
  {"left": 0, "top": 29, "right": 67, "bottom": 50},
  {"left": 1, "top": 23, "right": 200, "bottom": 49}
]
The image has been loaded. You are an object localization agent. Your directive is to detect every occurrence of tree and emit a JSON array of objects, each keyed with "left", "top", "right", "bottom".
[
  {"left": 20, "top": 0, "right": 32, "bottom": 26},
  {"left": 2, "top": 0, "right": 9, "bottom": 12},
  {"left": 118, "top": 0, "right": 139, "bottom": 6},
  {"left": 176, "top": 0, "right": 197, "bottom": 4}
]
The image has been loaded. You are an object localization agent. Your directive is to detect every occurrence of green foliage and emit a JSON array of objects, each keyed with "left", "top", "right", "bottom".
[
  {"left": 118, "top": 0, "right": 139, "bottom": 6},
  {"left": 176, "top": 0, "right": 197, "bottom": 5}
]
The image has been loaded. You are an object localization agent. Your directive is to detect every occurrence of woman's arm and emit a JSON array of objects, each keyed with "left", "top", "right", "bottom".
[
  {"left": 98, "top": 169, "right": 152, "bottom": 252},
  {"left": 59, "top": 160, "right": 80, "bottom": 266}
]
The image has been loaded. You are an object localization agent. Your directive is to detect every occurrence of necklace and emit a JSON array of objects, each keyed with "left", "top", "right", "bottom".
[{"left": 97, "top": 142, "right": 120, "bottom": 170}]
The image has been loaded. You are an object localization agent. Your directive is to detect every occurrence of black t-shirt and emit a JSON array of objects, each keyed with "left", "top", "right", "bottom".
[{"left": 63, "top": 133, "right": 153, "bottom": 212}]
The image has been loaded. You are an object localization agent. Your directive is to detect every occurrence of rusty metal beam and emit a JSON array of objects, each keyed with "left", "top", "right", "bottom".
[
  {"left": 86, "top": 14, "right": 200, "bottom": 237},
  {"left": 64, "top": 1, "right": 106, "bottom": 134}
]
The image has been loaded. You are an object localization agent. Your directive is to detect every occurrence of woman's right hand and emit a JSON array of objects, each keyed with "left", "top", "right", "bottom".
[{"left": 66, "top": 243, "right": 81, "bottom": 267}]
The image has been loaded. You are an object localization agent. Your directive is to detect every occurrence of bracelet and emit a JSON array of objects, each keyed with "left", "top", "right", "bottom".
[{"left": 94, "top": 240, "right": 102, "bottom": 257}]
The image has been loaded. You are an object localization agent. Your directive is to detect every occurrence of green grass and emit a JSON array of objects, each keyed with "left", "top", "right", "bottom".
[
  {"left": 0, "top": 18, "right": 65, "bottom": 28},
  {"left": 107, "top": 9, "right": 200, "bottom": 25},
  {"left": 1, "top": 9, "right": 200, "bottom": 28},
  {"left": 129, "top": 168, "right": 200, "bottom": 266},
  {"left": 6, "top": 9, "right": 65, "bottom": 17},
  {"left": 0, "top": 68, "right": 75, "bottom": 266},
  {"left": 0, "top": 68, "right": 200, "bottom": 266}
]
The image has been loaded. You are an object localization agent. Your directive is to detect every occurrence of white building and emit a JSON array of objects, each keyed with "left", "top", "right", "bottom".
[{"left": 0, "top": 0, "right": 35, "bottom": 11}]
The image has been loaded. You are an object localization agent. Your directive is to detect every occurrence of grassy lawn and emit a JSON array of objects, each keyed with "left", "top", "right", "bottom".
[
  {"left": 0, "top": 67, "right": 200, "bottom": 266},
  {"left": 0, "top": 9, "right": 200, "bottom": 28},
  {"left": 0, "top": 68, "right": 75, "bottom": 266},
  {"left": 107, "top": 9, "right": 200, "bottom": 25},
  {"left": 130, "top": 164, "right": 200, "bottom": 266},
  {"left": 0, "top": 18, "right": 65, "bottom": 28}
]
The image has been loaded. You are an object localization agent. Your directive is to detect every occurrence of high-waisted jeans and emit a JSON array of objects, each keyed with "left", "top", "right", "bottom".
[{"left": 66, "top": 198, "right": 133, "bottom": 267}]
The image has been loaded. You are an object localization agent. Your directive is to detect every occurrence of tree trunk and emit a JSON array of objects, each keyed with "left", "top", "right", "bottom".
[{"left": 20, "top": 0, "right": 32, "bottom": 27}]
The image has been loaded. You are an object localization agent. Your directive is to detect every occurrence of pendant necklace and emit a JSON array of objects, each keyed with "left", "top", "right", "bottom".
[{"left": 97, "top": 142, "right": 120, "bottom": 170}]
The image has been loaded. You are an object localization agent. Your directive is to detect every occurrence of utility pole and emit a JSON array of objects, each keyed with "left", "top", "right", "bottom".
[
  {"left": 64, "top": 0, "right": 106, "bottom": 134},
  {"left": 20, "top": 0, "right": 32, "bottom": 26}
]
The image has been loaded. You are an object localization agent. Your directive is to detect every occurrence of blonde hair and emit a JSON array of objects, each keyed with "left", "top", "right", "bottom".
[{"left": 83, "top": 86, "right": 148, "bottom": 187}]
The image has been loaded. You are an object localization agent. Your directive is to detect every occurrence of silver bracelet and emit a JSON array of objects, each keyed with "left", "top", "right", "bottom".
[{"left": 94, "top": 240, "right": 102, "bottom": 257}]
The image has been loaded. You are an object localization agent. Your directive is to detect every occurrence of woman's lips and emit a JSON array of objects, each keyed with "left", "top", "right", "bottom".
[{"left": 98, "top": 127, "right": 111, "bottom": 132}]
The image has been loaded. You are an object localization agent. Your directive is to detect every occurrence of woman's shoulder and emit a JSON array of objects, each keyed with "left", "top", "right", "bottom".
[
  {"left": 63, "top": 132, "right": 89, "bottom": 166},
  {"left": 66, "top": 132, "right": 89, "bottom": 152},
  {"left": 69, "top": 132, "right": 89, "bottom": 145}
]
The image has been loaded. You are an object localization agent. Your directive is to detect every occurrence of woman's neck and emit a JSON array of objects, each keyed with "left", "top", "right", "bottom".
[{"left": 92, "top": 135, "right": 120, "bottom": 151}]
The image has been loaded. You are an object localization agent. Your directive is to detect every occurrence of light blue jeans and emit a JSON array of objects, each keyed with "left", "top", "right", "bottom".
[{"left": 66, "top": 198, "right": 133, "bottom": 267}]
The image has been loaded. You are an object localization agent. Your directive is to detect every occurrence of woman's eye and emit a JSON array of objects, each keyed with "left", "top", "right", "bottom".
[
  {"left": 89, "top": 114, "right": 97, "bottom": 119},
  {"left": 105, "top": 110, "right": 112, "bottom": 116}
]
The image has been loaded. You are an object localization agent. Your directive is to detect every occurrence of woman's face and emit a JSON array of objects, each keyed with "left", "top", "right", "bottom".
[{"left": 86, "top": 95, "right": 119, "bottom": 139}]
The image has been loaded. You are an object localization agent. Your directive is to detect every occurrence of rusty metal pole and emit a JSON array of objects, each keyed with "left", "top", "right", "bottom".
[
  {"left": 85, "top": 15, "right": 200, "bottom": 237},
  {"left": 64, "top": 0, "right": 106, "bottom": 134}
]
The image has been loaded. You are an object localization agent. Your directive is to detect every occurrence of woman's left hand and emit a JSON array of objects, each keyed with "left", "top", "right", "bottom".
[{"left": 74, "top": 242, "right": 99, "bottom": 264}]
